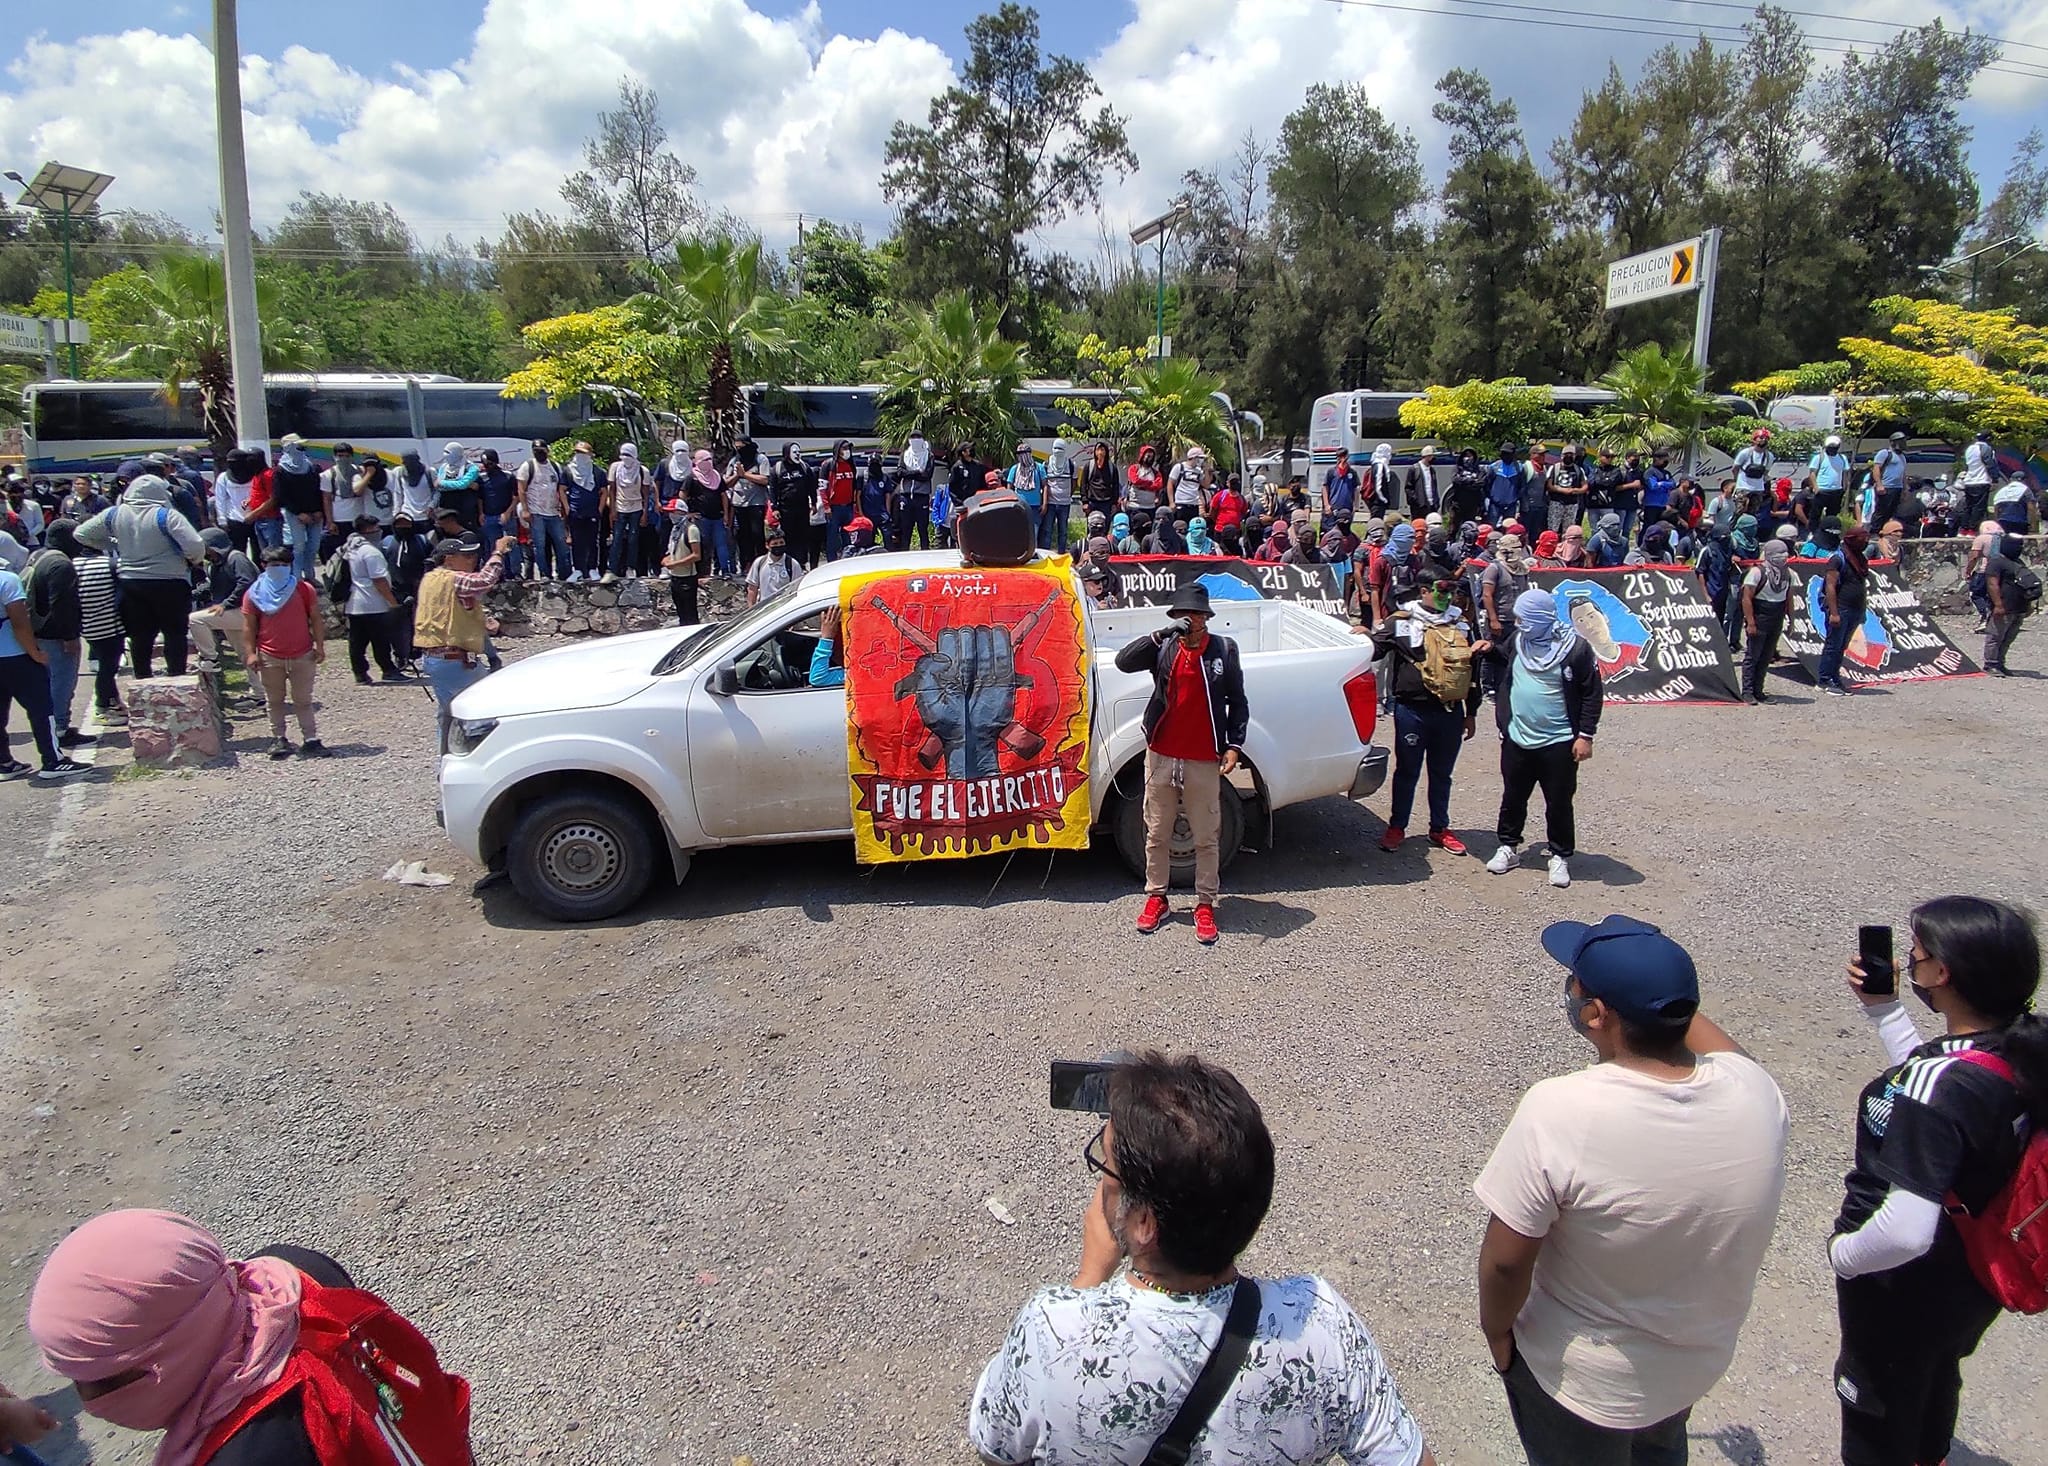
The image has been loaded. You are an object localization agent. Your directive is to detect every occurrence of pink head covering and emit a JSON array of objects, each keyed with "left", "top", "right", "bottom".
[
  {"left": 30, "top": 1210, "right": 303, "bottom": 1466},
  {"left": 691, "top": 448, "right": 720, "bottom": 490}
]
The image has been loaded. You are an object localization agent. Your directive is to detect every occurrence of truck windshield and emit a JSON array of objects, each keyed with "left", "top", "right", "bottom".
[{"left": 650, "top": 581, "right": 801, "bottom": 674}]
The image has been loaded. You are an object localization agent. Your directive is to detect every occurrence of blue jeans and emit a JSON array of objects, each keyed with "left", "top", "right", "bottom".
[
  {"left": 44, "top": 640, "right": 81, "bottom": 740},
  {"left": 286, "top": 514, "right": 321, "bottom": 581},
  {"left": 1817, "top": 604, "right": 1859, "bottom": 688},
  {"left": 826, "top": 502, "right": 854, "bottom": 559},
  {"left": 482, "top": 513, "right": 504, "bottom": 553},
  {"left": 423, "top": 654, "right": 491, "bottom": 755},
  {"left": 1389, "top": 700, "right": 1465, "bottom": 833},
  {"left": 705, "top": 517, "right": 735, "bottom": 575},
  {"left": 1038, "top": 502, "right": 1072, "bottom": 553},
  {"left": 608, "top": 514, "right": 649, "bottom": 576},
  {"left": 252, "top": 517, "right": 284, "bottom": 552},
  {"left": 531, "top": 515, "right": 571, "bottom": 580}
]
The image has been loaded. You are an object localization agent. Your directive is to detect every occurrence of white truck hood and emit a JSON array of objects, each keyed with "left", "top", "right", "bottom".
[{"left": 452, "top": 628, "right": 694, "bottom": 717}]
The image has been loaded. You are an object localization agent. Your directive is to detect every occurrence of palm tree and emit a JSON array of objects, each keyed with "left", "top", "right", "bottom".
[
  {"left": 1589, "top": 342, "right": 1718, "bottom": 457},
  {"left": 1111, "top": 357, "right": 1232, "bottom": 464},
  {"left": 96, "top": 253, "right": 318, "bottom": 464},
  {"left": 630, "top": 237, "right": 800, "bottom": 451},
  {"left": 867, "top": 293, "right": 1028, "bottom": 455}
]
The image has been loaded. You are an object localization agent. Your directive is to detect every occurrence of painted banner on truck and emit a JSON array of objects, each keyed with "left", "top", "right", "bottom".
[
  {"left": 1529, "top": 566, "right": 1743, "bottom": 705},
  {"left": 1781, "top": 559, "right": 1979, "bottom": 687},
  {"left": 1110, "top": 556, "right": 1348, "bottom": 617},
  {"left": 838, "top": 560, "right": 1092, "bottom": 862}
]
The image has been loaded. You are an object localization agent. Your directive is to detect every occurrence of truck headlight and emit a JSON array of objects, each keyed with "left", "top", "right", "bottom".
[{"left": 448, "top": 718, "right": 498, "bottom": 756}]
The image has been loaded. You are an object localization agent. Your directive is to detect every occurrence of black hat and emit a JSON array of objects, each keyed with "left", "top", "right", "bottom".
[
  {"left": 431, "top": 531, "right": 483, "bottom": 562},
  {"left": 1167, "top": 582, "right": 1212, "bottom": 618}
]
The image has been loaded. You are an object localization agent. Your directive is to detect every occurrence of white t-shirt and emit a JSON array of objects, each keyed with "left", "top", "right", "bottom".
[
  {"left": 518, "top": 460, "right": 563, "bottom": 518},
  {"left": 344, "top": 538, "right": 393, "bottom": 616},
  {"left": 1474, "top": 1053, "right": 1788, "bottom": 1430},
  {"left": 745, "top": 553, "right": 800, "bottom": 601},
  {"left": 970, "top": 1273, "right": 1424, "bottom": 1466},
  {"left": 394, "top": 470, "right": 436, "bottom": 523},
  {"left": 1960, "top": 441, "right": 1995, "bottom": 487},
  {"left": 1740, "top": 564, "right": 1789, "bottom": 604},
  {"left": 1169, "top": 462, "right": 1207, "bottom": 507},
  {"left": 611, "top": 462, "right": 647, "bottom": 515}
]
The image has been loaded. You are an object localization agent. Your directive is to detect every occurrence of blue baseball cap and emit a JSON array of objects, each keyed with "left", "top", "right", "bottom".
[{"left": 1541, "top": 915, "right": 1700, "bottom": 1026}]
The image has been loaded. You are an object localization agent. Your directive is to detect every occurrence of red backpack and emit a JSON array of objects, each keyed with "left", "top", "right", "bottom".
[
  {"left": 198, "top": 1277, "right": 473, "bottom": 1466},
  {"left": 1944, "top": 1047, "right": 2048, "bottom": 1314}
]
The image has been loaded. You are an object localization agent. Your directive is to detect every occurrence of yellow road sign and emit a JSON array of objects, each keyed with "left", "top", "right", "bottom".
[{"left": 1671, "top": 246, "right": 1695, "bottom": 286}]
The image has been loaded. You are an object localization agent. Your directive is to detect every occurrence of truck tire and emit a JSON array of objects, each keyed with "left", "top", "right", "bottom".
[
  {"left": 1112, "top": 774, "right": 1244, "bottom": 888},
  {"left": 507, "top": 787, "right": 657, "bottom": 922}
]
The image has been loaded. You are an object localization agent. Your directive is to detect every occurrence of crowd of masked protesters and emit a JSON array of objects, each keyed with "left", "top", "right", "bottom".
[{"left": 2, "top": 895, "right": 2039, "bottom": 1466}]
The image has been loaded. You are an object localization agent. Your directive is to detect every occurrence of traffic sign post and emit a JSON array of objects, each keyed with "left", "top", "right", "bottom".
[{"left": 1604, "top": 227, "right": 1722, "bottom": 375}]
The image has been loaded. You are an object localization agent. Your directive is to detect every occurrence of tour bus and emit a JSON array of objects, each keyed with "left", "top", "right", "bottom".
[
  {"left": 740, "top": 381, "right": 1265, "bottom": 481},
  {"left": 1761, "top": 395, "right": 1990, "bottom": 477},
  {"left": 21, "top": 373, "right": 661, "bottom": 475},
  {"left": 1302, "top": 386, "right": 1759, "bottom": 507}
]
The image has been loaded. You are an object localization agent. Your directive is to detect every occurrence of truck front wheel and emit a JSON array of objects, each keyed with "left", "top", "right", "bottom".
[
  {"left": 507, "top": 787, "right": 658, "bottom": 922},
  {"left": 1112, "top": 774, "right": 1245, "bottom": 887}
]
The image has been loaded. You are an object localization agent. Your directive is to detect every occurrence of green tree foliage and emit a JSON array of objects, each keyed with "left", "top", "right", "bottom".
[
  {"left": 1174, "top": 132, "right": 1270, "bottom": 376},
  {"left": 1815, "top": 21, "right": 2000, "bottom": 318},
  {"left": 1397, "top": 378, "right": 1565, "bottom": 452},
  {"left": 1958, "top": 130, "right": 2048, "bottom": 321},
  {"left": 489, "top": 211, "right": 637, "bottom": 328},
  {"left": 95, "top": 254, "right": 318, "bottom": 461},
  {"left": 882, "top": 3, "right": 1135, "bottom": 327},
  {"left": 631, "top": 237, "right": 803, "bottom": 448},
  {"left": 560, "top": 79, "right": 701, "bottom": 266},
  {"left": 1588, "top": 342, "right": 1719, "bottom": 453},
  {"left": 263, "top": 192, "right": 422, "bottom": 296},
  {"left": 868, "top": 292, "right": 1028, "bottom": 453},
  {"left": 1426, "top": 70, "right": 1554, "bottom": 384}
]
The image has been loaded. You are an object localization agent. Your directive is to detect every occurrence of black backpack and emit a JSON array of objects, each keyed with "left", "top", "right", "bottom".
[
  {"left": 323, "top": 546, "right": 354, "bottom": 605},
  {"left": 2010, "top": 563, "right": 2044, "bottom": 612}
]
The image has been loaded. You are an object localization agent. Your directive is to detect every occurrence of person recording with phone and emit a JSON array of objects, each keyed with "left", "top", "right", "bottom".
[
  {"left": 969, "top": 1051, "right": 1434, "bottom": 1466},
  {"left": 1111, "top": 583, "right": 1248, "bottom": 946},
  {"left": 1829, "top": 897, "right": 2047, "bottom": 1466}
]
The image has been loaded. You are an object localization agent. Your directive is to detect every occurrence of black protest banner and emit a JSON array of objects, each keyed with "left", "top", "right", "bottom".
[
  {"left": 1109, "top": 556, "right": 1348, "bottom": 617},
  {"left": 1781, "top": 560, "right": 1979, "bottom": 687},
  {"left": 1529, "top": 566, "right": 1742, "bottom": 706}
]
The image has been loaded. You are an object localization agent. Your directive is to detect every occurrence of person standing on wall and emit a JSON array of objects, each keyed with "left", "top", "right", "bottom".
[{"left": 1113, "top": 583, "right": 1249, "bottom": 947}]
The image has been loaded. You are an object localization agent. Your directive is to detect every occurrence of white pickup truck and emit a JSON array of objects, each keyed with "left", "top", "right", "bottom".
[{"left": 438, "top": 551, "right": 1388, "bottom": 920}]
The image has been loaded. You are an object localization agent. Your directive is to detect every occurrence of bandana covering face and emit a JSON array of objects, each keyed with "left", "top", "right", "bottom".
[
  {"left": 246, "top": 565, "right": 299, "bottom": 615},
  {"left": 1513, "top": 587, "right": 1578, "bottom": 673},
  {"left": 29, "top": 1211, "right": 304, "bottom": 1466},
  {"left": 691, "top": 450, "right": 720, "bottom": 490}
]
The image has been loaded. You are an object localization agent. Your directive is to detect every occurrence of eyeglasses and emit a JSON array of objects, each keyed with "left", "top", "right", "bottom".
[{"left": 1084, "top": 1125, "right": 1123, "bottom": 1184}]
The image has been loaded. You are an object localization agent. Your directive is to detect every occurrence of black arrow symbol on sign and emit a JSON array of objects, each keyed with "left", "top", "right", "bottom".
[{"left": 1671, "top": 250, "right": 1694, "bottom": 285}]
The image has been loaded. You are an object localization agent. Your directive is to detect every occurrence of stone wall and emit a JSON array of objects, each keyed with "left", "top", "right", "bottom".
[
  {"left": 321, "top": 573, "right": 751, "bottom": 641},
  {"left": 1894, "top": 534, "right": 2044, "bottom": 614}
]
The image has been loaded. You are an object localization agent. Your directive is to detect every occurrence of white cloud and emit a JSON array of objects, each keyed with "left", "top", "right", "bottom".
[{"left": 0, "top": 0, "right": 2038, "bottom": 264}]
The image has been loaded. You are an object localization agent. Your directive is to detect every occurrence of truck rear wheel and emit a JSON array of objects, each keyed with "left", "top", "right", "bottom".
[
  {"left": 507, "top": 787, "right": 657, "bottom": 922},
  {"left": 1112, "top": 774, "right": 1244, "bottom": 888}
]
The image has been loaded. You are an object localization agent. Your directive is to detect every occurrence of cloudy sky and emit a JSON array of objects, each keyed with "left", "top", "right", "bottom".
[{"left": 3, "top": 0, "right": 2044, "bottom": 263}]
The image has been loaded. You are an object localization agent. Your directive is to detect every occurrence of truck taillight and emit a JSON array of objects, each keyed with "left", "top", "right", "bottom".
[{"left": 1343, "top": 669, "right": 1378, "bottom": 743}]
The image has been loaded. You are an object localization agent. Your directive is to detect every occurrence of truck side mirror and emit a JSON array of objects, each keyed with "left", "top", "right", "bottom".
[{"left": 709, "top": 663, "right": 739, "bottom": 697}]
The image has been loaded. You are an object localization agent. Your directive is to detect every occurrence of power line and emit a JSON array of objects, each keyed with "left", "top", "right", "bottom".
[
  {"left": 1442, "top": 0, "right": 2048, "bottom": 75},
  {"left": 1312, "top": 0, "right": 2048, "bottom": 80},
  {"left": 1606, "top": 0, "right": 2048, "bottom": 58}
]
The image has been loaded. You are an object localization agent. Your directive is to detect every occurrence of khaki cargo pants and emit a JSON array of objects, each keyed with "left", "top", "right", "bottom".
[{"left": 1143, "top": 749, "right": 1222, "bottom": 903}]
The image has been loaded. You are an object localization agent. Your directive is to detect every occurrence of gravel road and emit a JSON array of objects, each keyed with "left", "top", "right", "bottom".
[{"left": 1, "top": 625, "right": 2043, "bottom": 1466}]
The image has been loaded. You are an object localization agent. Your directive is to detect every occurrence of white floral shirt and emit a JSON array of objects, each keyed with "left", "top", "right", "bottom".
[{"left": 969, "top": 1273, "right": 1424, "bottom": 1466}]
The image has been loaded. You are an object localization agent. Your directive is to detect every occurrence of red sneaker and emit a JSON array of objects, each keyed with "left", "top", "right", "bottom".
[
  {"left": 1194, "top": 904, "right": 1219, "bottom": 944},
  {"left": 1429, "top": 829, "right": 1468, "bottom": 855},
  {"left": 1136, "top": 894, "right": 1170, "bottom": 934},
  {"left": 1378, "top": 826, "right": 1406, "bottom": 852}
]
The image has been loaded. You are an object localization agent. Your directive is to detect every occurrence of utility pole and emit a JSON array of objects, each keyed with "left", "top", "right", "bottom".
[
  {"left": 795, "top": 214, "right": 805, "bottom": 298},
  {"left": 212, "top": 0, "right": 269, "bottom": 451}
]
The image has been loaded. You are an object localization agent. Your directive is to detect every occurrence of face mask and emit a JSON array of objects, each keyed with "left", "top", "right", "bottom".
[
  {"left": 78, "top": 1372, "right": 170, "bottom": 1431},
  {"left": 1561, "top": 978, "right": 1593, "bottom": 1037},
  {"left": 1430, "top": 589, "right": 1451, "bottom": 612},
  {"left": 261, "top": 566, "right": 293, "bottom": 588}
]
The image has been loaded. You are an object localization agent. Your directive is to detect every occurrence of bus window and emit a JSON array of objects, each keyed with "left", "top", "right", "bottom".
[
  {"left": 423, "top": 386, "right": 507, "bottom": 441},
  {"left": 78, "top": 386, "right": 180, "bottom": 439},
  {"left": 31, "top": 387, "right": 86, "bottom": 441},
  {"left": 504, "top": 392, "right": 587, "bottom": 443},
  {"left": 748, "top": 388, "right": 879, "bottom": 438},
  {"left": 269, "top": 383, "right": 413, "bottom": 443}
]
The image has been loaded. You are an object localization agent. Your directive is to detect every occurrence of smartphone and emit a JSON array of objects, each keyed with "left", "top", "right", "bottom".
[
  {"left": 1858, "top": 924, "right": 1896, "bottom": 997},
  {"left": 1050, "top": 1060, "right": 1116, "bottom": 1115}
]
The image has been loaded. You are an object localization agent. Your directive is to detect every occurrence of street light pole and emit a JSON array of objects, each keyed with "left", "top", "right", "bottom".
[
  {"left": 60, "top": 194, "right": 76, "bottom": 377},
  {"left": 1155, "top": 231, "right": 1167, "bottom": 363},
  {"left": 212, "top": 0, "right": 269, "bottom": 452}
]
